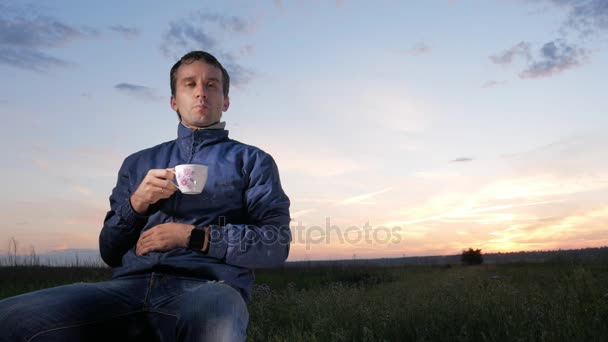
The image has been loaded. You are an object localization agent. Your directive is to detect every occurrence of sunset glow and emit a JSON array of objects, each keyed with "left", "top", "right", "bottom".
[{"left": 1, "top": 1, "right": 606, "bottom": 260}]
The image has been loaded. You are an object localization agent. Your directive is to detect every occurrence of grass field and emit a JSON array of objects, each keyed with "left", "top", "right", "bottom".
[{"left": 1, "top": 262, "right": 607, "bottom": 341}]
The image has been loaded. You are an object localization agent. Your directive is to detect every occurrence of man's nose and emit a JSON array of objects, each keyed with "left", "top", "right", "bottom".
[{"left": 195, "top": 84, "right": 207, "bottom": 98}]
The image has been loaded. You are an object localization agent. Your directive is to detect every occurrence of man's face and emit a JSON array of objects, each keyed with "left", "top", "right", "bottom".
[{"left": 171, "top": 60, "right": 229, "bottom": 128}]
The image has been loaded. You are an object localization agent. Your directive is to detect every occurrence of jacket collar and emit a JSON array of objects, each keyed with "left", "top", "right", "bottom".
[{"left": 177, "top": 122, "right": 229, "bottom": 154}]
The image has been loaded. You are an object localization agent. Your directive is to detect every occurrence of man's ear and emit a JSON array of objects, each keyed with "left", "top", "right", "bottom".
[
  {"left": 170, "top": 95, "right": 178, "bottom": 112},
  {"left": 222, "top": 95, "right": 230, "bottom": 112}
]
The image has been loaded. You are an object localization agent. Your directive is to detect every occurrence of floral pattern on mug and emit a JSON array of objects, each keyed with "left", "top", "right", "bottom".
[{"left": 179, "top": 167, "right": 195, "bottom": 188}]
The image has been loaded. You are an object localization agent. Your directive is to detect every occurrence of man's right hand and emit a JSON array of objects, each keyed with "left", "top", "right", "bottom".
[{"left": 130, "top": 168, "right": 178, "bottom": 215}]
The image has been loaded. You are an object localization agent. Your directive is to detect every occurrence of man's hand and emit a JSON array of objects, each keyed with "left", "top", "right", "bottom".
[
  {"left": 130, "top": 169, "right": 178, "bottom": 215},
  {"left": 136, "top": 222, "right": 194, "bottom": 256}
]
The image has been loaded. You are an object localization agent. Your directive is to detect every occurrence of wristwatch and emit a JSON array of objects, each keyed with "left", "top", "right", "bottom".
[{"left": 188, "top": 226, "right": 207, "bottom": 253}]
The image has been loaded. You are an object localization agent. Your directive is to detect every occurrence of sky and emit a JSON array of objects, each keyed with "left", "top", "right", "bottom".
[{"left": 0, "top": 0, "right": 607, "bottom": 261}]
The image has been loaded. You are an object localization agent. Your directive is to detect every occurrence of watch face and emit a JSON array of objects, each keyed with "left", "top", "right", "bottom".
[{"left": 189, "top": 228, "right": 206, "bottom": 250}]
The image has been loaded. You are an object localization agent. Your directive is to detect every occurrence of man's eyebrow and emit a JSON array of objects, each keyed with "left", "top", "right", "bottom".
[
  {"left": 180, "top": 76, "right": 195, "bottom": 83},
  {"left": 180, "top": 76, "right": 221, "bottom": 83}
]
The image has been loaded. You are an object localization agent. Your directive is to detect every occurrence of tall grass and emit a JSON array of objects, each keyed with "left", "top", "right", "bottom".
[
  {"left": 248, "top": 263, "right": 608, "bottom": 341},
  {"left": 0, "top": 266, "right": 111, "bottom": 299},
  {"left": 1, "top": 262, "right": 607, "bottom": 341}
]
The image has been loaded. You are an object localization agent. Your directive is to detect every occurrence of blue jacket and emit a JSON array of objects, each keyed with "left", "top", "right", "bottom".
[{"left": 99, "top": 123, "right": 291, "bottom": 301}]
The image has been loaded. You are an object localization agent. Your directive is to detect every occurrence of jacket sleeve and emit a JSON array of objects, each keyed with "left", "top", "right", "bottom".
[
  {"left": 99, "top": 156, "right": 149, "bottom": 267},
  {"left": 206, "top": 152, "right": 291, "bottom": 269}
]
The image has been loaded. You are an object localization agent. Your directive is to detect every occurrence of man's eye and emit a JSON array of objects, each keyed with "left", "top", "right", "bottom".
[
  {"left": 185, "top": 82, "right": 194, "bottom": 87},
  {"left": 208, "top": 83, "right": 217, "bottom": 88}
]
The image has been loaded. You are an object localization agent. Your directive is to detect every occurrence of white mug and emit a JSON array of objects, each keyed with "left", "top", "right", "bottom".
[{"left": 173, "top": 164, "right": 208, "bottom": 194}]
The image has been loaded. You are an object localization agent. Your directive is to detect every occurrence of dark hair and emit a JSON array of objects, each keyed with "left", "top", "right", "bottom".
[{"left": 170, "top": 51, "right": 230, "bottom": 97}]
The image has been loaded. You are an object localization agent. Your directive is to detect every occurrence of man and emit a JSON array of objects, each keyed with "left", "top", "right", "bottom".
[{"left": 0, "top": 51, "right": 291, "bottom": 341}]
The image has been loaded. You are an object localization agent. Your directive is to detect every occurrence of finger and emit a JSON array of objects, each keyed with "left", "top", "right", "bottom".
[
  {"left": 165, "top": 168, "right": 176, "bottom": 180},
  {"left": 136, "top": 239, "right": 144, "bottom": 255},
  {"left": 137, "top": 238, "right": 154, "bottom": 256},
  {"left": 136, "top": 182, "right": 160, "bottom": 199},
  {"left": 147, "top": 169, "right": 174, "bottom": 179},
  {"left": 149, "top": 179, "right": 179, "bottom": 198},
  {"left": 150, "top": 168, "right": 176, "bottom": 181},
  {"left": 136, "top": 225, "right": 170, "bottom": 255},
  {"left": 139, "top": 229, "right": 151, "bottom": 241},
  {"left": 136, "top": 235, "right": 146, "bottom": 254},
  {"left": 137, "top": 244, "right": 148, "bottom": 256},
  {"left": 164, "top": 179, "right": 180, "bottom": 191},
  {"left": 140, "top": 182, "right": 169, "bottom": 201},
  {"left": 147, "top": 180, "right": 177, "bottom": 199},
  {"left": 140, "top": 238, "right": 164, "bottom": 255},
  {"left": 138, "top": 228, "right": 157, "bottom": 249},
  {"left": 147, "top": 177, "right": 174, "bottom": 189},
  {"left": 140, "top": 224, "right": 165, "bottom": 242}
]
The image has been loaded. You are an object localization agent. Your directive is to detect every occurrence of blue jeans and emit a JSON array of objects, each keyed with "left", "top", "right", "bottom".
[{"left": 0, "top": 273, "right": 249, "bottom": 341}]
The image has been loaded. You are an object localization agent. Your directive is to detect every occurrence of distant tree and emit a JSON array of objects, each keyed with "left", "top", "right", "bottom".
[{"left": 461, "top": 248, "right": 483, "bottom": 265}]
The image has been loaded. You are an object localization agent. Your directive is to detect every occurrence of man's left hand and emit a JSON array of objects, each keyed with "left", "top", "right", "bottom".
[{"left": 136, "top": 222, "right": 194, "bottom": 256}]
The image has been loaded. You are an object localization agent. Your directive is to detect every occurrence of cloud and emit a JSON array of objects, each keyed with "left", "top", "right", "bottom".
[
  {"left": 0, "top": 6, "right": 137, "bottom": 72},
  {"left": 196, "top": 13, "right": 254, "bottom": 34},
  {"left": 0, "top": 5, "right": 93, "bottom": 71},
  {"left": 379, "top": 157, "right": 608, "bottom": 236},
  {"left": 520, "top": 39, "right": 589, "bottom": 78},
  {"left": 549, "top": 0, "right": 608, "bottom": 37},
  {"left": 109, "top": 25, "right": 140, "bottom": 38},
  {"left": 115, "top": 83, "right": 162, "bottom": 101},
  {"left": 161, "top": 21, "right": 218, "bottom": 56},
  {"left": 482, "top": 80, "right": 508, "bottom": 88},
  {"left": 274, "top": 0, "right": 347, "bottom": 9},
  {"left": 0, "top": 14, "right": 82, "bottom": 48},
  {"left": 273, "top": 0, "right": 285, "bottom": 10},
  {"left": 238, "top": 44, "right": 255, "bottom": 56},
  {"left": 0, "top": 47, "right": 72, "bottom": 71},
  {"left": 399, "top": 42, "right": 432, "bottom": 56},
  {"left": 478, "top": 174, "right": 608, "bottom": 201},
  {"left": 218, "top": 52, "right": 256, "bottom": 87},
  {"left": 451, "top": 157, "right": 474, "bottom": 163},
  {"left": 485, "top": 204, "right": 608, "bottom": 251},
  {"left": 492, "top": 0, "right": 605, "bottom": 78},
  {"left": 160, "top": 11, "right": 255, "bottom": 88},
  {"left": 490, "top": 42, "right": 531, "bottom": 65},
  {"left": 490, "top": 39, "right": 588, "bottom": 78}
]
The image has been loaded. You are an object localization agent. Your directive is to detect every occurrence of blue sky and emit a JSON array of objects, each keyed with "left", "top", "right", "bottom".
[{"left": 1, "top": 0, "right": 607, "bottom": 260}]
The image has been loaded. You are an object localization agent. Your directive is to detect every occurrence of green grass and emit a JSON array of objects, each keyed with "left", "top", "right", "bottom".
[
  {"left": 2, "top": 263, "right": 607, "bottom": 341},
  {"left": 250, "top": 263, "right": 608, "bottom": 341},
  {"left": 0, "top": 266, "right": 111, "bottom": 299}
]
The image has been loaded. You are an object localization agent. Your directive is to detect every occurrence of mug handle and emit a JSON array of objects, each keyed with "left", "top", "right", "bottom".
[{"left": 167, "top": 168, "right": 180, "bottom": 190}]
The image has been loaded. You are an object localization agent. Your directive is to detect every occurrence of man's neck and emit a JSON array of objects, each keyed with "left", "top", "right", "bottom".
[{"left": 182, "top": 121, "right": 226, "bottom": 130}]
